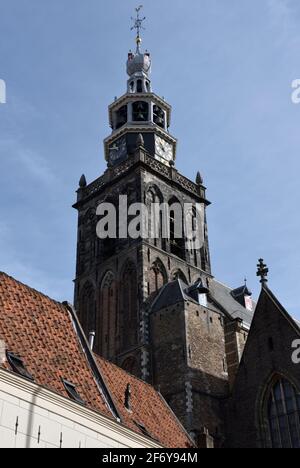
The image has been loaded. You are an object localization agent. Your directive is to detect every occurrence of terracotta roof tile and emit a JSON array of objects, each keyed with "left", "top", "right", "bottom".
[
  {"left": 0, "top": 272, "right": 193, "bottom": 448},
  {"left": 95, "top": 355, "right": 194, "bottom": 448},
  {"left": 0, "top": 272, "right": 112, "bottom": 419}
]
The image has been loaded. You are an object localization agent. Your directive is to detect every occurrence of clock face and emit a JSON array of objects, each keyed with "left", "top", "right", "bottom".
[
  {"left": 155, "top": 136, "right": 173, "bottom": 162},
  {"left": 109, "top": 136, "right": 127, "bottom": 165}
]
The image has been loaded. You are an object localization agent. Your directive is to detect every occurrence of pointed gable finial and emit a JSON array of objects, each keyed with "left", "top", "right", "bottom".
[
  {"left": 196, "top": 171, "right": 203, "bottom": 185},
  {"left": 79, "top": 174, "right": 87, "bottom": 188},
  {"left": 136, "top": 133, "right": 144, "bottom": 148},
  {"left": 257, "top": 258, "right": 269, "bottom": 286}
]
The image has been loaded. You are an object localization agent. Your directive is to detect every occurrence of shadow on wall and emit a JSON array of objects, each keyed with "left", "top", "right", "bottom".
[{"left": 25, "top": 387, "right": 43, "bottom": 449}]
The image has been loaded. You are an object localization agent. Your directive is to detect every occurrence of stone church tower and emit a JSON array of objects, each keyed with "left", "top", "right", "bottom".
[
  {"left": 73, "top": 18, "right": 212, "bottom": 376},
  {"left": 73, "top": 11, "right": 247, "bottom": 444},
  {"left": 73, "top": 12, "right": 300, "bottom": 447}
]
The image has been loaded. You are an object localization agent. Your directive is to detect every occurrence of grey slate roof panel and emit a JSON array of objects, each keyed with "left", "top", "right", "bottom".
[
  {"left": 150, "top": 279, "right": 193, "bottom": 313},
  {"left": 208, "top": 279, "right": 254, "bottom": 327},
  {"left": 149, "top": 275, "right": 298, "bottom": 333},
  {"left": 150, "top": 276, "right": 255, "bottom": 328}
]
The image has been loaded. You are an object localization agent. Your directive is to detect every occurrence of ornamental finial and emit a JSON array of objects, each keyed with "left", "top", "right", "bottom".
[
  {"left": 131, "top": 5, "right": 146, "bottom": 52},
  {"left": 196, "top": 171, "right": 203, "bottom": 185},
  {"left": 257, "top": 259, "right": 269, "bottom": 286}
]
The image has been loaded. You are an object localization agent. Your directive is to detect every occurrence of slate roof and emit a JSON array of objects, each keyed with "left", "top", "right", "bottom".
[
  {"left": 231, "top": 285, "right": 252, "bottom": 301},
  {"left": 150, "top": 277, "right": 254, "bottom": 327},
  {"left": 208, "top": 279, "right": 254, "bottom": 327},
  {"left": 150, "top": 279, "right": 192, "bottom": 313},
  {"left": 0, "top": 272, "right": 193, "bottom": 448}
]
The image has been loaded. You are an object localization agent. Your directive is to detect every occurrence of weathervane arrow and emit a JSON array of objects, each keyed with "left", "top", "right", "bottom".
[{"left": 131, "top": 5, "right": 146, "bottom": 51}]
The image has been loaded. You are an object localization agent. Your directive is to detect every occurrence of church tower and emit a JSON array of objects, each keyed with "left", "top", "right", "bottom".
[
  {"left": 73, "top": 9, "right": 300, "bottom": 447},
  {"left": 73, "top": 7, "right": 211, "bottom": 381}
]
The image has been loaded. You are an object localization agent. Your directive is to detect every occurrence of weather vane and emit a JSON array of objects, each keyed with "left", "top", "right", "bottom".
[{"left": 131, "top": 5, "right": 146, "bottom": 49}]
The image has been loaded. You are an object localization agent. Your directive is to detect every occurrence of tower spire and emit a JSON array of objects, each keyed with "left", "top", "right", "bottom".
[
  {"left": 104, "top": 6, "right": 177, "bottom": 167},
  {"left": 131, "top": 5, "right": 146, "bottom": 53}
]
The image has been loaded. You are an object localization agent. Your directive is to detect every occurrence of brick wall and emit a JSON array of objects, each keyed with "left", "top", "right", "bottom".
[
  {"left": 226, "top": 288, "right": 300, "bottom": 448},
  {"left": 151, "top": 299, "right": 229, "bottom": 443}
]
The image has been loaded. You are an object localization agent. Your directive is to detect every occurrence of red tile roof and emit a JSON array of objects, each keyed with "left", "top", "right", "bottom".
[
  {"left": 95, "top": 355, "right": 194, "bottom": 448},
  {"left": 0, "top": 272, "right": 112, "bottom": 418},
  {"left": 0, "top": 272, "right": 193, "bottom": 448}
]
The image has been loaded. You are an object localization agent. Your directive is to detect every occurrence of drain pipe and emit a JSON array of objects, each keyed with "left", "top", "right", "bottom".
[{"left": 89, "top": 331, "right": 96, "bottom": 351}]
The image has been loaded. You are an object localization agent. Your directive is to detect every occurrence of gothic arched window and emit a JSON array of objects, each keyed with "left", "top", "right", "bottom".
[
  {"left": 172, "top": 269, "right": 188, "bottom": 284},
  {"left": 99, "top": 272, "right": 117, "bottom": 360},
  {"left": 149, "top": 259, "right": 167, "bottom": 295},
  {"left": 168, "top": 197, "right": 186, "bottom": 260},
  {"left": 120, "top": 261, "right": 138, "bottom": 351},
  {"left": 146, "top": 185, "right": 164, "bottom": 248},
  {"left": 265, "top": 377, "right": 300, "bottom": 448},
  {"left": 100, "top": 196, "right": 118, "bottom": 261},
  {"left": 79, "top": 282, "right": 96, "bottom": 337}
]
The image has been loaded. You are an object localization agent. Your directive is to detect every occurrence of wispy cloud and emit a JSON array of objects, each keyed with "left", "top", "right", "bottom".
[
  {"left": 0, "top": 138, "right": 57, "bottom": 186},
  {"left": 0, "top": 92, "right": 57, "bottom": 186},
  {"left": 0, "top": 221, "right": 72, "bottom": 302},
  {"left": 267, "top": 0, "right": 300, "bottom": 46},
  {"left": 16, "top": 147, "right": 56, "bottom": 185}
]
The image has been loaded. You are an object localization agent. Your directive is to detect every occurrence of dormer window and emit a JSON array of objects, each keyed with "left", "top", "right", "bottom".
[
  {"left": 132, "top": 101, "right": 149, "bottom": 122},
  {"left": 62, "top": 379, "right": 85, "bottom": 405},
  {"left": 6, "top": 351, "right": 33, "bottom": 381},
  {"left": 185, "top": 279, "right": 209, "bottom": 306},
  {"left": 199, "top": 293, "right": 208, "bottom": 308},
  {"left": 134, "top": 421, "right": 153, "bottom": 439},
  {"left": 231, "top": 285, "right": 253, "bottom": 310}
]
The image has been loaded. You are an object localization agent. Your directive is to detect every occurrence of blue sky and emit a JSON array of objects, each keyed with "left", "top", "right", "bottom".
[{"left": 0, "top": 0, "right": 299, "bottom": 317}]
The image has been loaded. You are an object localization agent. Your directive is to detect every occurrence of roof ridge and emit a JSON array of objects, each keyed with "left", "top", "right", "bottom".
[
  {"left": 212, "top": 277, "right": 235, "bottom": 292},
  {"left": 177, "top": 279, "right": 187, "bottom": 300},
  {"left": 149, "top": 281, "right": 170, "bottom": 312},
  {"left": 263, "top": 286, "right": 300, "bottom": 334}
]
